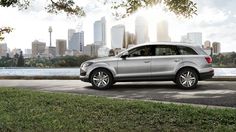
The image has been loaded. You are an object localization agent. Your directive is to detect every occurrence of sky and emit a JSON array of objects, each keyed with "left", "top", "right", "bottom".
[{"left": 0, "top": 0, "right": 236, "bottom": 52}]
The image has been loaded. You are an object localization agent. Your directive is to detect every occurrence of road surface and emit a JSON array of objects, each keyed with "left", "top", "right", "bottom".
[{"left": 0, "top": 80, "right": 236, "bottom": 108}]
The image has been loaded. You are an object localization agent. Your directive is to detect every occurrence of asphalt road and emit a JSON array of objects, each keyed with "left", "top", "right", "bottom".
[{"left": 0, "top": 80, "right": 236, "bottom": 108}]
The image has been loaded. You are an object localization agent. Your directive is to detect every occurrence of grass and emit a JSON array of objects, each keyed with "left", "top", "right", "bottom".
[{"left": 0, "top": 88, "right": 235, "bottom": 131}]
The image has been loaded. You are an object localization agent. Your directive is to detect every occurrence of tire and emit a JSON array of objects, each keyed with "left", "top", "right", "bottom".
[
  {"left": 90, "top": 69, "right": 113, "bottom": 90},
  {"left": 176, "top": 68, "right": 198, "bottom": 89}
]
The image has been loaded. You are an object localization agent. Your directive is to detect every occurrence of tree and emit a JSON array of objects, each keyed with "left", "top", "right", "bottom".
[
  {"left": 17, "top": 51, "right": 25, "bottom": 67},
  {"left": 0, "top": 0, "right": 197, "bottom": 39},
  {"left": 0, "top": 27, "right": 13, "bottom": 41}
]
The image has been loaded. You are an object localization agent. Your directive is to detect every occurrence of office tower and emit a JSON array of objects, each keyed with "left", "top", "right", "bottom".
[
  {"left": 157, "top": 20, "right": 171, "bottom": 42},
  {"left": 68, "top": 31, "right": 84, "bottom": 52},
  {"left": 56, "top": 39, "right": 67, "bottom": 56},
  {"left": 68, "top": 29, "right": 75, "bottom": 46},
  {"left": 111, "top": 24, "right": 125, "bottom": 49},
  {"left": 212, "top": 42, "right": 221, "bottom": 55},
  {"left": 135, "top": 16, "right": 149, "bottom": 44},
  {"left": 32, "top": 40, "right": 46, "bottom": 57},
  {"left": 94, "top": 17, "right": 106, "bottom": 45}
]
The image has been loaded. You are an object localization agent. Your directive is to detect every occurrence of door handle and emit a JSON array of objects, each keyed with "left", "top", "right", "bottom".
[
  {"left": 174, "top": 59, "right": 181, "bottom": 62},
  {"left": 144, "top": 60, "right": 151, "bottom": 63}
]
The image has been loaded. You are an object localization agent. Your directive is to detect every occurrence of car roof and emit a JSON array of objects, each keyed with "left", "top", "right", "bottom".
[{"left": 137, "top": 42, "right": 200, "bottom": 47}]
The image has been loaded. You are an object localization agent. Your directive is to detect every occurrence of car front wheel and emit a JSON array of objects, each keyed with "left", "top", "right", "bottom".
[
  {"left": 90, "top": 69, "right": 113, "bottom": 90},
  {"left": 176, "top": 68, "right": 198, "bottom": 89}
]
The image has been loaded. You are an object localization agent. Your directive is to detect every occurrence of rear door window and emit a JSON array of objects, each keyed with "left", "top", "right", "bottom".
[
  {"left": 154, "top": 45, "right": 178, "bottom": 56},
  {"left": 178, "top": 46, "right": 198, "bottom": 55}
]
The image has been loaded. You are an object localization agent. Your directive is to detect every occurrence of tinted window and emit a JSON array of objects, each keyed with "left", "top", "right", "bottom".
[
  {"left": 128, "top": 46, "right": 152, "bottom": 57},
  {"left": 154, "top": 45, "right": 178, "bottom": 56},
  {"left": 178, "top": 46, "right": 198, "bottom": 55}
]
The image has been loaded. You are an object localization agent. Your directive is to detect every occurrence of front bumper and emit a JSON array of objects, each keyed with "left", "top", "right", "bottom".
[
  {"left": 80, "top": 68, "right": 90, "bottom": 82},
  {"left": 199, "top": 70, "right": 214, "bottom": 80}
]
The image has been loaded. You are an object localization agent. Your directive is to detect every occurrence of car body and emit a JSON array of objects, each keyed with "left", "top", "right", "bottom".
[{"left": 80, "top": 42, "right": 214, "bottom": 89}]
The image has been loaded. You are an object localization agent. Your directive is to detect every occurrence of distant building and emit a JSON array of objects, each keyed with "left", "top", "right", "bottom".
[
  {"left": 157, "top": 20, "right": 171, "bottom": 42},
  {"left": 212, "top": 42, "right": 221, "bottom": 55},
  {"left": 68, "top": 31, "right": 84, "bottom": 53},
  {"left": 125, "top": 32, "right": 136, "bottom": 48},
  {"left": 111, "top": 24, "right": 125, "bottom": 49},
  {"left": 47, "top": 46, "right": 56, "bottom": 58},
  {"left": 68, "top": 29, "right": 75, "bottom": 44},
  {"left": 97, "top": 46, "right": 110, "bottom": 57},
  {"left": 0, "top": 43, "right": 7, "bottom": 57},
  {"left": 94, "top": 17, "right": 106, "bottom": 45},
  {"left": 204, "top": 40, "right": 211, "bottom": 49},
  {"left": 181, "top": 32, "right": 202, "bottom": 46},
  {"left": 83, "top": 44, "right": 101, "bottom": 57},
  {"left": 24, "top": 49, "right": 32, "bottom": 58},
  {"left": 135, "top": 16, "right": 149, "bottom": 44},
  {"left": 56, "top": 39, "right": 67, "bottom": 56},
  {"left": 187, "top": 32, "right": 202, "bottom": 46},
  {"left": 32, "top": 40, "right": 46, "bottom": 58},
  {"left": 65, "top": 49, "right": 80, "bottom": 56}
]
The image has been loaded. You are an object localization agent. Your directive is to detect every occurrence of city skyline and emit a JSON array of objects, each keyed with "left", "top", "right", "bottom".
[{"left": 0, "top": 0, "right": 236, "bottom": 52}]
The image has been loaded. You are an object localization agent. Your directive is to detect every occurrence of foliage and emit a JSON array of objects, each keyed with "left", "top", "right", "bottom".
[
  {"left": 212, "top": 52, "right": 236, "bottom": 68},
  {"left": 0, "top": 87, "right": 235, "bottom": 131},
  {"left": 0, "top": 0, "right": 197, "bottom": 40},
  {"left": 24, "top": 55, "right": 93, "bottom": 68},
  {"left": 112, "top": 0, "right": 197, "bottom": 19},
  {"left": 0, "top": 0, "right": 197, "bottom": 18},
  {"left": 0, "top": 27, "right": 13, "bottom": 41},
  {"left": 17, "top": 51, "right": 25, "bottom": 67}
]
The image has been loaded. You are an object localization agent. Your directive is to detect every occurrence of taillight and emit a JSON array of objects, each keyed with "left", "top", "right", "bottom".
[{"left": 205, "top": 57, "right": 212, "bottom": 64}]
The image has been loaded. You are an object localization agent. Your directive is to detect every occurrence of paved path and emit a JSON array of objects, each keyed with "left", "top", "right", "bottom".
[{"left": 0, "top": 80, "right": 236, "bottom": 108}]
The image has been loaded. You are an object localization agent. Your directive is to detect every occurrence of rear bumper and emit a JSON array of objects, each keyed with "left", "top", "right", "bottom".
[{"left": 199, "top": 70, "right": 214, "bottom": 80}]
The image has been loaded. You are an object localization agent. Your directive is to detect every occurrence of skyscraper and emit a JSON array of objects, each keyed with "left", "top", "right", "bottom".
[
  {"left": 68, "top": 29, "right": 75, "bottom": 45},
  {"left": 94, "top": 17, "right": 106, "bottom": 45},
  {"left": 32, "top": 40, "right": 46, "bottom": 57},
  {"left": 56, "top": 39, "right": 67, "bottom": 56},
  {"left": 135, "top": 16, "right": 149, "bottom": 44},
  {"left": 111, "top": 24, "right": 125, "bottom": 49},
  {"left": 212, "top": 42, "right": 221, "bottom": 55},
  {"left": 68, "top": 31, "right": 84, "bottom": 52},
  {"left": 157, "top": 20, "right": 171, "bottom": 42}
]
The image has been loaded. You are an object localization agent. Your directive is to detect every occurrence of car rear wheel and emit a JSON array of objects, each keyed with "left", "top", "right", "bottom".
[
  {"left": 90, "top": 69, "right": 113, "bottom": 90},
  {"left": 176, "top": 68, "right": 198, "bottom": 89}
]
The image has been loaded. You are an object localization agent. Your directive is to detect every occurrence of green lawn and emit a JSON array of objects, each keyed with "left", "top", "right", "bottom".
[{"left": 0, "top": 88, "right": 235, "bottom": 131}]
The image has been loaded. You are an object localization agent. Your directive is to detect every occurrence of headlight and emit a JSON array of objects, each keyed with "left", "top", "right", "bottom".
[{"left": 81, "top": 62, "right": 93, "bottom": 68}]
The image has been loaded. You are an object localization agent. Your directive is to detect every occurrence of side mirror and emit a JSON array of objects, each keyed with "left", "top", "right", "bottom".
[{"left": 121, "top": 51, "right": 128, "bottom": 58}]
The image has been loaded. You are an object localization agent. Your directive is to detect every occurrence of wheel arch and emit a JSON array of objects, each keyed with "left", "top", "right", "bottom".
[
  {"left": 175, "top": 66, "right": 200, "bottom": 80},
  {"left": 89, "top": 67, "right": 114, "bottom": 82}
]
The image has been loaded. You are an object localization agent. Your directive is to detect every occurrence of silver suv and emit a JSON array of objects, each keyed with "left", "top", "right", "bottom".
[{"left": 80, "top": 42, "right": 214, "bottom": 89}]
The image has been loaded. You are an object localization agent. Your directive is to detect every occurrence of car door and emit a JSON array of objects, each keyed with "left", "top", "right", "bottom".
[
  {"left": 151, "top": 45, "right": 182, "bottom": 77},
  {"left": 117, "top": 45, "right": 152, "bottom": 79}
]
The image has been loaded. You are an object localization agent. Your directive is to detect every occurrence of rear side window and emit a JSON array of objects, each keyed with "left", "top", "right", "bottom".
[
  {"left": 154, "top": 45, "right": 178, "bottom": 56},
  {"left": 178, "top": 46, "right": 198, "bottom": 55}
]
